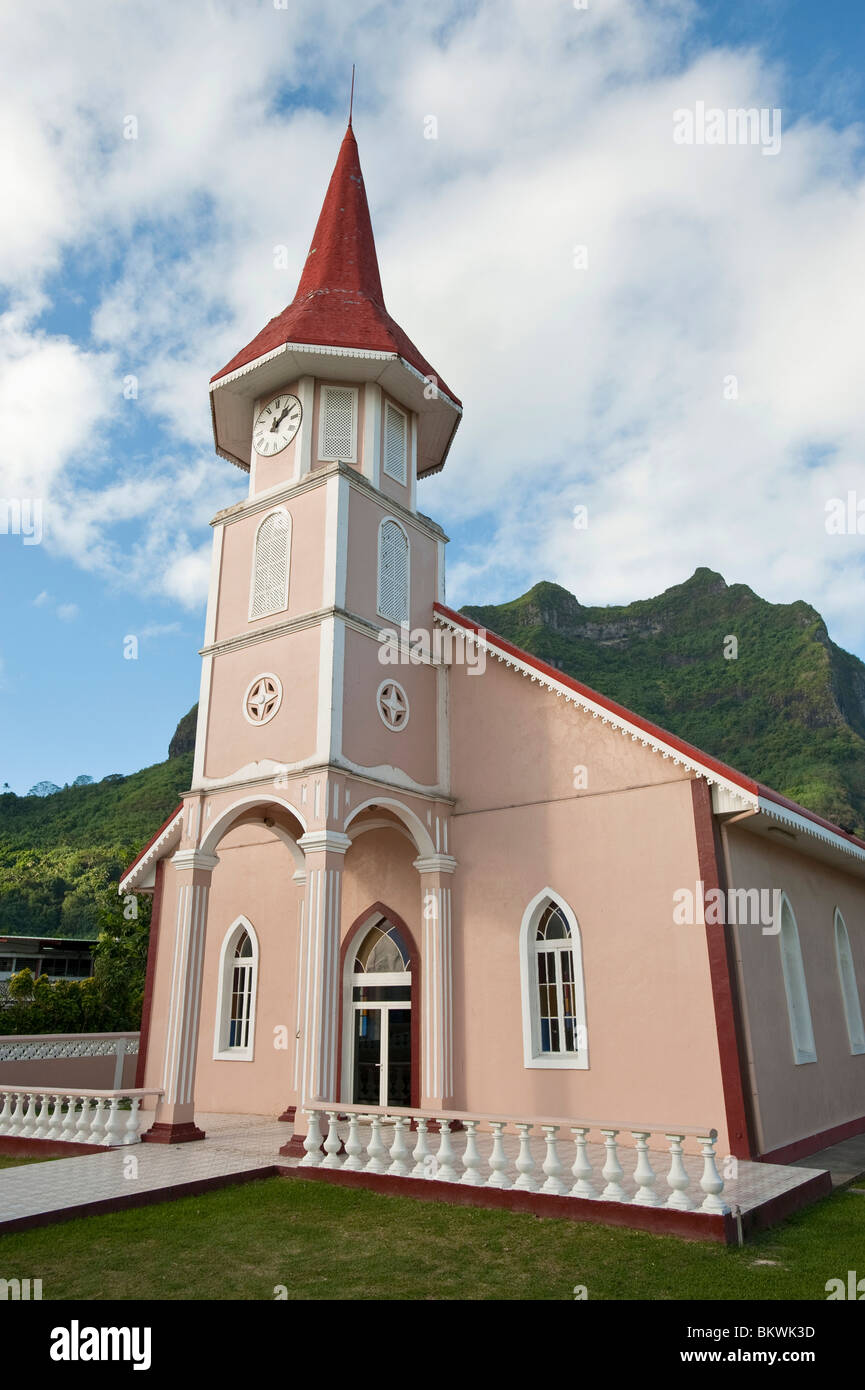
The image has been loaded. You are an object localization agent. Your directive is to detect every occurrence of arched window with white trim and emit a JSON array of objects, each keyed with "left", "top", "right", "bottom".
[
  {"left": 378, "top": 518, "right": 409, "bottom": 626},
  {"left": 778, "top": 895, "right": 816, "bottom": 1064},
  {"left": 249, "top": 509, "right": 291, "bottom": 620},
  {"left": 834, "top": 908, "right": 865, "bottom": 1055},
  {"left": 519, "top": 890, "right": 588, "bottom": 1070},
  {"left": 213, "top": 917, "right": 259, "bottom": 1061}
]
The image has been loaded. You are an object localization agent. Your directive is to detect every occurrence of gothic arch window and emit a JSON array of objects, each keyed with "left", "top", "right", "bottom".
[
  {"left": 249, "top": 509, "right": 291, "bottom": 621},
  {"left": 213, "top": 917, "right": 259, "bottom": 1062},
  {"left": 778, "top": 894, "right": 816, "bottom": 1064},
  {"left": 519, "top": 889, "right": 588, "bottom": 1070},
  {"left": 378, "top": 518, "right": 410, "bottom": 627},
  {"left": 834, "top": 908, "right": 865, "bottom": 1055}
]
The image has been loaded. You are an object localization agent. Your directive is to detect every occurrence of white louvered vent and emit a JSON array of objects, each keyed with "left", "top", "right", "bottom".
[
  {"left": 320, "top": 386, "right": 355, "bottom": 461},
  {"left": 378, "top": 520, "right": 409, "bottom": 625},
  {"left": 383, "top": 402, "right": 408, "bottom": 484},
  {"left": 250, "top": 511, "right": 290, "bottom": 620}
]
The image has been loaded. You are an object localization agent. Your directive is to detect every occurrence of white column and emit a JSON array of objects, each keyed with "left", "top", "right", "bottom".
[
  {"left": 295, "top": 831, "right": 351, "bottom": 1129},
  {"left": 150, "top": 849, "right": 218, "bottom": 1141},
  {"left": 415, "top": 853, "right": 457, "bottom": 1110}
]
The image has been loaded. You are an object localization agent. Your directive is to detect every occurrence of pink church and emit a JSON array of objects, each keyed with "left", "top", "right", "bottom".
[{"left": 121, "top": 122, "right": 865, "bottom": 1190}]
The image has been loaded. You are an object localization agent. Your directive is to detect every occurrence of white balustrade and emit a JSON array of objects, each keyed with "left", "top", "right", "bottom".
[
  {"left": 0, "top": 1086, "right": 161, "bottom": 1146},
  {"left": 296, "top": 1105, "right": 728, "bottom": 1220}
]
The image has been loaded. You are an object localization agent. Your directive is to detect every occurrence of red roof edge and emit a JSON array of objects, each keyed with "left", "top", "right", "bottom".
[
  {"left": 433, "top": 603, "right": 865, "bottom": 853},
  {"left": 120, "top": 803, "right": 184, "bottom": 887}
]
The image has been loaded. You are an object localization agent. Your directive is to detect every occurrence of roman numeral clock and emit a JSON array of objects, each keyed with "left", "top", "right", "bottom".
[{"left": 252, "top": 394, "right": 302, "bottom": 457}]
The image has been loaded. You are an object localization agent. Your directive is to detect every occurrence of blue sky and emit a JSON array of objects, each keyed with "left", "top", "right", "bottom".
[{"left": 1, "top": 0, "right": 864, "bottom": 794}]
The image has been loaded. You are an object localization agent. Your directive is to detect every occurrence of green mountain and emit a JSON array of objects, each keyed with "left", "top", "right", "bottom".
[
  {"left": 463, "top": 567, "right": 865, "bottom": 837},
  {"left": 4, "top": 565, "right": 865, "bottom": 944},
  {"left": 0, "top": 728, "right": 193, "bottom": 940}
]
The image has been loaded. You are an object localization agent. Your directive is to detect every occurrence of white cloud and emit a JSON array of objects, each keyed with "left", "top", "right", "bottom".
[{"left": 0, "top": 0, "right": 863, "bottom": 650}]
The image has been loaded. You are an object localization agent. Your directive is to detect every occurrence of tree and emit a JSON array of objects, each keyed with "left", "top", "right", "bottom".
[
  {"left": 27, "top": 781, "right": 60, "bottom": 798},
  {"left": 72, "top": 775, "right": 94, "bottom": 787}
]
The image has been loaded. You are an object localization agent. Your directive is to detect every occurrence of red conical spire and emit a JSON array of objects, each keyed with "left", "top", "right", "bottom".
[
  {"left": 293, "top": 124, "right": 385, "bottom": 308},
  {"left": 212, "top": 125, "right": 459, "bottom": 408}
]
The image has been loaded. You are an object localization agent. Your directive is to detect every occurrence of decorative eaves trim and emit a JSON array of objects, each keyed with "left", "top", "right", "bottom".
[
  {"left": 757, "top": 795, "right": 865, "bottom": 866},
  {"left": 209, "top": 339, "right": 462, "bottom": 416},
  {"left": 119, "top": 809, "right": 184, "bottom": 894}
]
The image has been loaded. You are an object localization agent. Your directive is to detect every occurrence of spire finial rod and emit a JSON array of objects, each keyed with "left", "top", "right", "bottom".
[{"left": 349, "top": 64, "right": 355, "bottom": 126}]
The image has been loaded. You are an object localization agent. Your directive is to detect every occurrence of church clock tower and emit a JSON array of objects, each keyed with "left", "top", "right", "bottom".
[{"left": 151, "top": 120, "right": 463, "bottom": 1142}]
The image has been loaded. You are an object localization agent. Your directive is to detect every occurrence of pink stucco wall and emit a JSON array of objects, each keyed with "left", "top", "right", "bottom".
[{"left": 723, "top": 824, "right": 865, "bottom": 1154}]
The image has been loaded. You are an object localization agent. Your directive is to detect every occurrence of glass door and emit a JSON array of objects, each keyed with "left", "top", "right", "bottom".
[
  {"left": 386, "top": 1008, "right": 411, "bottom": 1107},
  {"left": 353, "top": 1008, "right": 383, "bottom": 1105}
]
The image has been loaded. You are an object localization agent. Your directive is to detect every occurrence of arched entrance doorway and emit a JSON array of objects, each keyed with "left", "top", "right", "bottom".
[{"left": 339, "top": 906, "right": 419, "bottom": 1108}]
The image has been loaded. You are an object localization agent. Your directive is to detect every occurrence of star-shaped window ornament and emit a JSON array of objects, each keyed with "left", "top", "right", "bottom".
[
  {"left": 243, "top": 673, "right": 282, "bottom": 726},
  {"left": 377, "top": 680, "right": 409, "bottom": 732}
]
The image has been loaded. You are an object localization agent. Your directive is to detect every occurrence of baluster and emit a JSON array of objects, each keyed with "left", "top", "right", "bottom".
[
  {"left": 600, "top": 1129, "right": 628, "bottom": 1202},
  {"left": 434, "top": 1120, "right": 459, "bottom": 1182},
  {"left": 33, "top": 1095, "right": 53, "bottom": 1141},
  {"left": 631, "top": 1131, "right": 661, "bottom": 1206},
  {"left": 75, "top": 1097, "right": 95, "bottom": 1144},
  {"left": 410, "top": 1117, "right": 433, "bottom": 1178},
  {"left": 570, "top": 1127, "right": 598, "bottom": 1198},
  {"left": 0, "top": 1091, "right": 12, "bottom": 1135},
  {"left": 321, "top": 1111, "right": 342, "bottom": 1168},
  {"left": 697, "top": 1133, "right": 729, "bottom": 1214},
  {"left": 300, "top": 1110, "right": 324, "bottom": 1166},
  {"left": 61, "top": 1096, "right": 79, "bottom": 1142},
  {"left": 19, "top": 1094, "right": 39, "bottom": 1139},
  {"left": 89, "top": 1099, "right": 108, "bottom": 1146},
  {"left": 7, "top": 1092, "right": 26, "bottom": 1137},
  {"left": 541, "top": 1125, "right": 567, "bottom": 1194},
  {"left": 486, "top": 1121, "right": 511, "bottom": 1189},
  {"left": 45, "top": 1095, "right": 65, "bottom": 1142},
  {"left": 387, "top": 1117, "right": 411, "bottom": 1177},
  {"left": 343, "top": 1114, "right": 364, "bottom": 1171},
  {"left": 664, "top": 1133, "right": 693, "bottom": 1210},
  {"left": 514, "top": 1123, "right": 538, "bottom": 1191},
  {"left": 363, "top": 1115, "right": 387, "bottom": 1173},
  {"left": 460, "top": 1120, "right": 483, "bottom": 1185},
  {"left": 121, "top": 1098, "right": 142, "bottom": 1145},
  {"left": 104, "top": 1099, "right": 126, "bottom": 1147}
]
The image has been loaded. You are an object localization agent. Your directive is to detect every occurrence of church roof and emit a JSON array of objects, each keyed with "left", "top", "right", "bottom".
[{"left": 211, "top": 124, "right": 459, "bottom": 408}]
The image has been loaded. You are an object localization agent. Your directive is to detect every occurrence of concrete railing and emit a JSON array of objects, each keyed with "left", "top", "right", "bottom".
[
  {"left": 0, "top": 1033, "right": 139, "bottom": 1091},
  {"left": 301, "top": 1103, "right": 729, "bottom": 1214},
  {"left": 0, "top": 1086, "right": 161, "bottom": 1146}
]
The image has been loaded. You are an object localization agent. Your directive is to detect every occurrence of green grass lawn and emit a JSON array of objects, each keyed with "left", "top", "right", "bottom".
[
  {"left": 0, "top": 1154, "right": 64, "bottom": 1170},
  {"left": 0, "top": 1174, "right": 862, "bottom": 1299}
]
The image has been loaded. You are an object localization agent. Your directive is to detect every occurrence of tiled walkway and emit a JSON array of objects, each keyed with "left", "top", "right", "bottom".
[
  {"left": 0, "top": 1112, "right": 833, "bottom": 1232},
  {"left": 0, "top": 1113, "right": 286, "bottom": 1231}
]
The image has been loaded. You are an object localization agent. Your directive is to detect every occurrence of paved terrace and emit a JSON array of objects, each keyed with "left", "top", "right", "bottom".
[{"left": 0, "top": 1112, "right": 835, "bottom": 1239}]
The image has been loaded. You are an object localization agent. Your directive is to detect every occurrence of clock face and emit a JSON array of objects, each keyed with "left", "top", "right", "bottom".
[{"left": 253, "top": 394, "right": 302, "bottom": 457}]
